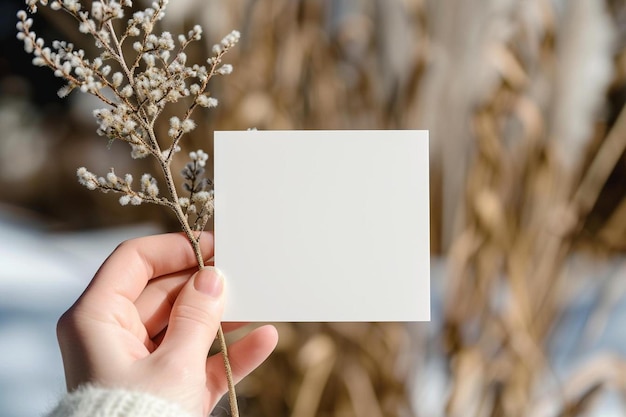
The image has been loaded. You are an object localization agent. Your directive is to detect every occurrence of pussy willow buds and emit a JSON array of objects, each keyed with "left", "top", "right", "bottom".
[{"left": 17, "top": 0, "right": 238, "bottom": 218}]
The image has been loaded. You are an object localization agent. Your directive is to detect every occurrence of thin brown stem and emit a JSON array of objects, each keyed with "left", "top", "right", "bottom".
[
  {"left": 165, "top": 165, "right": 240, "bottom": 417},
  {"left": 106, "top": 20, "right": 133, "bottom": 82},
  {"left": 572, "top": 104, "right": 626, "bottom": 217},
  {"left": 218, "top": 325, "right": 239, "bottom": 417},
  {"left": 189, "top": 233, "right": 240, "bottom": 417}
]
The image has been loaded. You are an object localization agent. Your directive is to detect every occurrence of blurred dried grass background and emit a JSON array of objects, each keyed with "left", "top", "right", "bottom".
[{"left": 1, "top": 0, "right": 626, "bottom": 416}]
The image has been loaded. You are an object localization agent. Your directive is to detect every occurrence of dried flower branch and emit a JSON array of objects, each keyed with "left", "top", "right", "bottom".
[{"left": 17, "top": 0, "right": 240, "bottom": 415}]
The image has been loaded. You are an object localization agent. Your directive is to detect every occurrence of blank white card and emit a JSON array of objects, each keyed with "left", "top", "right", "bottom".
[{"left": 214, "top": 130, "right": 429, "bottom": 321}]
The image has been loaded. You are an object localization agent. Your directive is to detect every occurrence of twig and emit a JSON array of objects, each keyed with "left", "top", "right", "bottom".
[{"left": 17, "top": 2, "right": 241, "bottom": 416}]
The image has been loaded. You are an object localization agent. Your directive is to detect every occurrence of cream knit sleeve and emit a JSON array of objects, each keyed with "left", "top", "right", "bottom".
[{"left": 46, "top": 385, "right": 195, "bottom": 417}]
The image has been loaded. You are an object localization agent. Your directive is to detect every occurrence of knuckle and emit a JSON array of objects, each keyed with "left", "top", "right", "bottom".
[
  {"left": 111, "top": 237, "right": 136, "bottom": 256},
  {"left": 172, "top": 303, "right": 214, "bottom": 329}
]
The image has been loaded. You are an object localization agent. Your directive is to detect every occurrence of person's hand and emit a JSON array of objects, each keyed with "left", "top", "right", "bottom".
[{"left": 56, "top": 232, "right": 278, "bottom": 417}]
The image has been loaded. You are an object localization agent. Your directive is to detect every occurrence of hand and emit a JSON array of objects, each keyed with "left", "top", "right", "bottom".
[{"left": 56, "top": 232, "right": 278, "bottom": 417}]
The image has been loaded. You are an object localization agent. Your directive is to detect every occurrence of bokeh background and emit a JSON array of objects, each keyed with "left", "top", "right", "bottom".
[{"left": 1, "top": 0, "right": 626, "bottom": 416}]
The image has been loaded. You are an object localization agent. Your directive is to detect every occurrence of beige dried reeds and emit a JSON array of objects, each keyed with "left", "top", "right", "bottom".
[{"left": 441, "top": 0, "right": 626, "bottom": 416}]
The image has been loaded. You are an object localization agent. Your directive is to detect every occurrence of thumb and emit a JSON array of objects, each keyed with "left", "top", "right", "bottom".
[{"left": 158, "top": 267, "right": 225, "bottom": 360}]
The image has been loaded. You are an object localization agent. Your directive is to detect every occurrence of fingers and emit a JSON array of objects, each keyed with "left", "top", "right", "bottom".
[
  {"left": 205, "top": 325, "right": 279, "bottom": 395},
  {"left": 147, "top": 322, "right": 248, "bottom": 352},
  {"left": 135, "top": 270, "right": 191, "bottom": 339},
  {"left": 135, "top": 269, "right": 247, "bottom": 340},
  {"left": 87, "top": 232, "right": 215, "bottom": 303},
  {"left": 156, "top": 267, "right": 225, "bottom": 362}
]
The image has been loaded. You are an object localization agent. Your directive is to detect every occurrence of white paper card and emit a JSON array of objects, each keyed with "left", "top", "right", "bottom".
[{"left": 214, "top": 130, "right": 430, "bottom": 321}]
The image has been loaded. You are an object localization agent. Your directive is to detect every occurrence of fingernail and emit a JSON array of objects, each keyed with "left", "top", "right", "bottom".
[{"left": 194, "top": 267, "right": 224, "bottom": 298}]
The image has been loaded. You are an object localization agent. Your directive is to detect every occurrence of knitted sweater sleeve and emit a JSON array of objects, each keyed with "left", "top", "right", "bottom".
[{"left": 45, "top": 385, "right": 194, "bottom": 417}]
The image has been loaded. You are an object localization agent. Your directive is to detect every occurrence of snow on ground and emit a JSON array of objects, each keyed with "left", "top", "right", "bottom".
[{"left": 0, "top": 209, "right": 161, "bottom": 417}]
